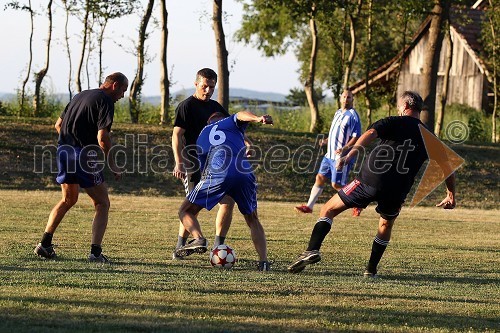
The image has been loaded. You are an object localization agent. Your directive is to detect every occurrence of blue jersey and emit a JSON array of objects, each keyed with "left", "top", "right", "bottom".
[
  {"left": 189, "top": 114, "right": 257, "bottom": 215},
  {"left": 196, "top": 114, "right": 251, "bottom": 176}
]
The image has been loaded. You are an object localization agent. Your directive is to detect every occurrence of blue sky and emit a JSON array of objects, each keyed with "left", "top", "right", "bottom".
[{"left": 0, "top": 0, "right": 301, "bottom": 96}]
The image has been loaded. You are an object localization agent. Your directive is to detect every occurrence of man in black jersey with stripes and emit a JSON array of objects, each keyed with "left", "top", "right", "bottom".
[{"left": 288, "top": 91, "right": 456, "bottom": 277}]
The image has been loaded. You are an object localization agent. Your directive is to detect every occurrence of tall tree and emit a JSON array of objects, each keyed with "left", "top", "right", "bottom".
[
  {"left": 342, "top": 0, "right": 363, "bottom": 90},
  {"left": 5, "top": 1, "right": 34, "bottom": 116},
  {"left": 213, "top": 0, "right": 229, "bottom": 110},
  {"left": 159, "top": 0, "right": 170, "bottom": 124},
  {"left": 62, "top": 0, "right": 75, "bottom": 99},
  {"left": 129, "top": 0, "right": 154, "bottom": 124},
  {"left": 363, "top": 0, "right": 373, "bottom": 125},
  {"left": 420, "top": 0, "right": 446, "bottom": 130},
  {"left": 436, "top": 2, "right": 452, "bottom": 137},
  {"left": 486, "top": 0, "right": 499, "bottom": 143},
  {"left": 33, "top": 0, "right": 53, "bottom": 117},
  {"left": 75, "top": 0, "right": 90, "bottom": 93}
]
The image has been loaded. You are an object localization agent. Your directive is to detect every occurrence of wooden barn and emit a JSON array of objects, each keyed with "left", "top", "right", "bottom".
[{"left": 349, "top": 0, "right": 494, "bottom": 113}]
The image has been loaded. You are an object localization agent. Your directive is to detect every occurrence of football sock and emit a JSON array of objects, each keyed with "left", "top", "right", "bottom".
[
  {"left": 213, "top": 235, "right": 225, "bottom": 248},
  {"left": 306, "top": 185, "right": 324, "bottom": 208},
  {"left": 41, "top": 232, "right": 53, "bottom": 247},
  {"left": 366, "top": 236, "right": 389, "bottom": 273},
  {"left": 91, "top": 244, "right": 102, "bottom": 257},
  {"left": 176, "top": 236, "right": 187, "bottom": 249},
  {"left": 306, "top": 217, "right": 333, "bottom": 251}
]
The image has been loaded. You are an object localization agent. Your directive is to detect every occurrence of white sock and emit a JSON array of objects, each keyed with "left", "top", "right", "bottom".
[{"left": 306, "top": 185, "right": 324, "bottom": 208}]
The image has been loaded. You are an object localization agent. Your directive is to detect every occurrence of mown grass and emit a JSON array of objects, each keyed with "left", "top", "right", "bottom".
[{"left": 0, "top": 190, "right": 498, "bottom": 332}]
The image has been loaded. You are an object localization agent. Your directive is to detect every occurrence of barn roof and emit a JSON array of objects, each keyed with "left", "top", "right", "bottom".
[{"left": 349, "top": 3, "right": 491, "bottom": 94}]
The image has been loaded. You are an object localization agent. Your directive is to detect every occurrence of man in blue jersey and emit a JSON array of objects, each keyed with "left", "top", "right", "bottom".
[
  {"left": 34, "top": 72, "right": 128, "bottom": 263},
  {"left": 295, "top": 89, "right": 362, "bottom": 216},
  {"left": 288, "top": 91, "right": 456, "bottom": 277},
  {"left": 175, "top": 110, "right": 273, "bottom": 271}
]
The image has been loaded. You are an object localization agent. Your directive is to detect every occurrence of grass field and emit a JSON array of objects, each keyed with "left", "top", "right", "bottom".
[{"left": 0, "top": 190, "right": 498, "bottom": 332}]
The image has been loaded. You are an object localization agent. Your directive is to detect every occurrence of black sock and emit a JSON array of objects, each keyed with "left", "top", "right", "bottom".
[
  {"left": 213, "top": 235, "right": 225, "bottom": 248},
  {"left": 91, "top": 244, "right": 102, "bottom": 257},
  {"left": 366, "top": 236, "right": 389, "bottom": 273},
  {"left": 176, "top": 236, "right": 187, "bottom": 249},
  {"left": 41, "top": 232, "right": 53, "bottom": 247},
  {"left": 306, "top": 217, "right": 333, "bottom": 251}
]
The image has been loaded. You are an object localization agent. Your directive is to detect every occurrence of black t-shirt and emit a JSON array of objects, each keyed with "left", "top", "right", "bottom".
[
  {"left": 173, "top": 96, "right": 230, "bottom": 169},
  {"left": 58, "top": 89, "right": 114, "bottom": 147},
  {"left": 358, "top": 116, "right": 428, "bottom": 196}
]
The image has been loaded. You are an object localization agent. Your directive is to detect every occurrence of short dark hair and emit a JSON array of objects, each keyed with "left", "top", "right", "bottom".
[
  {"left": 196, "top": 68, "right": 217, "bottom": 83},
  {"left": 104, "top": 72, "right": 128, "bottom": 86},
  {"left": 207, "top": 112, "right": 226, "bottom": 124},
  {"left": 400, "top": 91, "right": 423, "bottom": 112}
]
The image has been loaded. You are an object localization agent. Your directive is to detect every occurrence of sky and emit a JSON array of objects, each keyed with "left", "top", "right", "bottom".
[{"left": 0, "top": 0, "right": 301, "bottom": 97}]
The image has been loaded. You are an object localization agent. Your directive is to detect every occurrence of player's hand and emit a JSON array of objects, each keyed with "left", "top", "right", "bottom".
[
  {"left": 436, "top": 195, "right": 456, "bottom": 209},
  {"left": 173, "top": 164, "right": 186, "bottom": 180},
  {"left": 336, "top": 156, "right": 347, "bottom": 170},
  {"left": 335, "top": 148, "right": 342, "bottom": 155},
  {"left": 261, "top": 115, "right": 273, "bottom": 125},
  {"left": 319, "top": 138, "right": 328, "bottom": 147}
]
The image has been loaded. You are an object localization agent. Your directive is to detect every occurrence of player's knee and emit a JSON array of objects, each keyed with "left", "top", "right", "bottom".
[
  {"left": 63, "top": 197, "right": 78, "bottom": 208},
  {"left": 94, "top": 198, "right": 110, "bottom": 212}
]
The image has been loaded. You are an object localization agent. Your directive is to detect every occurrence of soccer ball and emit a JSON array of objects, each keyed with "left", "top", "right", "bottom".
[{"left": 210, "top": 244, "right": 237, "bottom": 269}]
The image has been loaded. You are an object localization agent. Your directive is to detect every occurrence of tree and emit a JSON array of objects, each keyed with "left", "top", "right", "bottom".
[
  {"left": 33, "top": 0, "right": 53, "bottom": 117},
  {"left": 62, "top": 0, "right": 76, "bottom": 99},
  {"left": 5, "top": 0, "right": 35, "bottom": 116},
  {"left": 485, "top": 0, "right": 499, "bottom": 143},
  {"left": 420, "top": 0, "right": 446, "bottom": 131},
  {"left": 436, "top": 1, "right": 452, "bottom": 137},
  {"left": 286, "top": 86, "right": 325, "bottom": 106},
  {"left": 213, "top": 0, "right": 230, "bottom": 110},
  {"left": 159, "top": 0, "right": 170, "bottom": 124},
  {"left": 129, "top": 0, "right": 154, "bottom": 124},
  {"left": 75, "top": 0, "right": 90, "bottom": 93}
]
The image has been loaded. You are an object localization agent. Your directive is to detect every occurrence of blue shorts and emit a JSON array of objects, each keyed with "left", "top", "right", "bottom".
[
  {"left": 187, "top": 170, "right": 257, "bottom": 215},
  {"left": 318, "top": 156, "right": 353, "bottom": 186},
  {"left": 338, "top": 179, "right": 405, "bottom": 220},
  {"left": 56, "top": 145, "right": 104, "bottom": 188}
]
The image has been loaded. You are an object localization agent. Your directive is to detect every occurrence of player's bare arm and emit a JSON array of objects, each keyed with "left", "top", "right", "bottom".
[
  {"left": 337, "top": 128, "right": 378, "bottom": 170},
  {"left": 55, "top": 117, "right": 63, "bottom": 134},
  {"left": 236, "top": 110, "right": 273, "bottom": 125},
  {"left": 172, "top": 126, "right": 186, "bottom": 180},
  {"left": 98, "top": 128, "right": 121, "bottom": 181}
]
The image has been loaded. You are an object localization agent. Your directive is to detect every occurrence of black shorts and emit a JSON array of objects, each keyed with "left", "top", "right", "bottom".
[{"left": 338, "top": 179, "right": 405, "bottom": 220}]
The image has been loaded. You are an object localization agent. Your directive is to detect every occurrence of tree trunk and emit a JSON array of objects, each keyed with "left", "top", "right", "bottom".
[
  {"left": 213, "top": 0, "right": 230, "bottom": 110},
  {"left": 75, "top": 0, "right": 90, "bottom": 93},
  {"left": 33, "top": 0, "right": 53, "bottom": 117},
  {"left": 436, "top": 6, "right": 452, "bottom": 137},
  {"left": 392, "top": 13, "right": 409, "bottom": 116},
  {"left": 63, "top": 0, "right": 73, "bottom": 100},
  {"left": 342, "top": 0, "right": 363, "bottom": 90},
  {"left": 488, "top": 0, "right": 498, "bottom": 143},
  {"left": 420, "top": 0, "right": 445, "bottom": 130},
  {"left": 85, "top": 19, "right": 94, "bottom": 90},
  {"left": 159, "top": 0, "right": 170, "bottom": 125},
  {"left": 364, "top": 0, "right": 373, "bottom": 125},
  {"left": 97, "top": 19, "right": 108, "bottom": 86},
  {"left": 20, "top": 0, "right": 34, "bottom": 116},
  {"left": 305, "top": 8, "right": 320, "bottom": 133},
  {"left": 129, "top": 0, "right": 154, "bottom": 124}
]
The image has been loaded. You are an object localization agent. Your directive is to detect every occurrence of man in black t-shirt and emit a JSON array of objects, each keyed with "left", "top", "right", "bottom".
[
  {"left": 34, "top": 72, "right": 128, "bottom": 263},
  {"left": 171, "top": 68, "right": 234, "bottom": 259},
  {"left": 288, "top": 91, "right": 457, "bottom": 277}
]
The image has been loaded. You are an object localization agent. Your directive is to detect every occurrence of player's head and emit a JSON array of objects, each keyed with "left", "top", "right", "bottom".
[
  {"left": 194, "top": 68, "right": 217, "bottom": 102},
  {"left": 398, "top": 91, "right": 424, "bottom": 116},
  {"left": 340, "top": 89, "right": 353, "bottom": 109},
  {"left": 207, "top": 112, "right": 227, "bottom": 124},
  {"left": 100, "top": 72, "right": 129, "bottom": 102}
]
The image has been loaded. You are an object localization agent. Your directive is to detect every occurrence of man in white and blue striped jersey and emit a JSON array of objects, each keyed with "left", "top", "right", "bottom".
[{"left": 295, "top": 89, "right": 362, "bottom": 216}]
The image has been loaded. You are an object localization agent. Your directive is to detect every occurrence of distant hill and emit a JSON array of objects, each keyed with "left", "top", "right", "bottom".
[{"left": 1, "top": 88, "right": 288, "bottom": 106}]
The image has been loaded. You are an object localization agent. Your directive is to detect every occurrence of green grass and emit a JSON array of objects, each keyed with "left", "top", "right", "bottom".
[{"left": 1, "top": 190, "right": 499, "bottom": 332}]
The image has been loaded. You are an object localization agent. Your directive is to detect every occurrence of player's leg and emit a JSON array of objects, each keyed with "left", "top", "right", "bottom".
[
  {"left": 243, "top": 210, "right": 268, "bottom": 264},
  {"left": 295, "top": 157, "right": 331, "bottom": 213},
  {"left": 172, "top": 172, "right": 197, "bottom": 259},
  {"left": 213, "top": 195, "right": 235, "bottom": 248},
  {"left": 364, "top": 216, "right": 395, "bottom": 278},
  {"left": 288, "top": 194, "right": 349, "bottom": 273},
  {"left": 34, "top": 183, "right": 79, "bottom": 259},
  {"left": 176, "top": 199, "right": 208, "bottom": 256},
  {"left": 84, "top": 182, "right": 111, "bottom": 262},
  {"left": 331, "top": 160, "right": 361, "bottom": 216}
]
